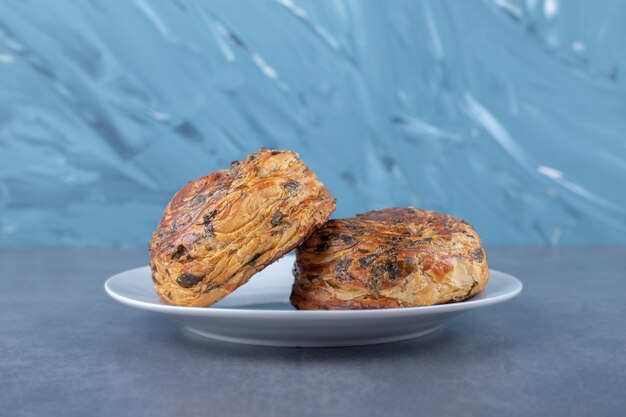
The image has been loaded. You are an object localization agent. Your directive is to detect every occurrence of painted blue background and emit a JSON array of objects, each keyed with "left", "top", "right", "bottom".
[{"left": 1, "top": 0, "right": 625, "bottom": 247}]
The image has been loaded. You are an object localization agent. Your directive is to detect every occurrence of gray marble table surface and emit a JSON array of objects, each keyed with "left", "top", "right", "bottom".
[{"left": 1, "top": 247, "right": 625, "bottom": 417}]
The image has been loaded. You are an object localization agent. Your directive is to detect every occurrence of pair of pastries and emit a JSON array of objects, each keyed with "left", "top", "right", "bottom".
[{"left": 149, "top": 149, "right": 489, "bottom": 309}]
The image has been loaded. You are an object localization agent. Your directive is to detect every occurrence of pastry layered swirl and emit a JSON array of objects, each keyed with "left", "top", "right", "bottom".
[
  {"left": 149, "top": 149, "right": 336, "bottom": 307},
  {"left": 290, "top": 207, "right": 488, "bottom": 310}
]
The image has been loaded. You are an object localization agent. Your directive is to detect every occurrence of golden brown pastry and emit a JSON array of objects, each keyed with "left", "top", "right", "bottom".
[
  {"left": 290, "top": 207, "right": 488, "bottom": 309},
  {"left": 149, "top": 148, "right": 336, "bottom": 307}
]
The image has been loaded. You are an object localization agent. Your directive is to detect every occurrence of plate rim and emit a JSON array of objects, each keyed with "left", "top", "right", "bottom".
[{"left": 104, "top": 265, "right": 523, "bottom": 319}]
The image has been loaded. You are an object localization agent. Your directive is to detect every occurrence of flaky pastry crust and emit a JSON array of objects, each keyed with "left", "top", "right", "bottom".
[
  {"left": 149, "top": 149, "right": 335, "bottom": 307},
  {"left": 291, "top": 207, "right": 489, "bottom": 309}
]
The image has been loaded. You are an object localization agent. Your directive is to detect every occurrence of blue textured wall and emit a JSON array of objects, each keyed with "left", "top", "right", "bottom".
[{"left": 1, "top": 0, "right": 625, "bottom": 247}]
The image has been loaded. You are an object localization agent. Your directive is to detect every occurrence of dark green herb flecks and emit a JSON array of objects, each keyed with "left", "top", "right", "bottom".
[
  {"left": 204, "top": 223, "right": 214, "bottom": 239},
  {"left": 284, "top": 180, "right": 301, "bottom": 194},
  {"left": 202, "top": 209, "right": 217, "bottom": 224},
  {"left": 315, "top": 241, "right": 329, "bottom": 252},
  {"left": 372, "top": 260, "right": 404, "bottom": 281},
  {"left": 171, "top": 244, "right": 186, "bottom": 260},
  {"left": 176, "top": 272, "right": 204, "bottom": 288},
  {"left": 248, "top": 253, "right": 262, "bottom": 266},
  {"left": 472, "top": 248, "right": 485, "bottom": 262},
  {"left": 337, "top": 234, "right": 356, "bottom": 244},
  {"left": 203, "top": 284, "right": 217, "bottom": 294},
  {"left": 270, "top": 210, "right": 284, "bottom": 227},
  {"left": 358, "top": 254, "right": 379, "bottom": 268},
  {"left": 335, "top": 259, "right": 353, "bottom": 280}
]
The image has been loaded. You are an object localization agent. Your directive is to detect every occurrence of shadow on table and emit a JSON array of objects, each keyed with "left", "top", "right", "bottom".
[
  {"left": 128, "top": 292, "right": 543, "bottom": 365},
  {"left": 172, "top": 317, "right": 527, "bottom": 365}
]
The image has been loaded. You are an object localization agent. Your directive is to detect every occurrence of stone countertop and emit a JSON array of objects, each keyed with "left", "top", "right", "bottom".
[{"left": 2, "top": 247, "right": 625, "bottom": 417}]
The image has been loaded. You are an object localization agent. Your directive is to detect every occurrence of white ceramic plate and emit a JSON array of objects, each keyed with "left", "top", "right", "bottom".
[{"left": 105, "top": 255, "right": 522, "bottom": 347}]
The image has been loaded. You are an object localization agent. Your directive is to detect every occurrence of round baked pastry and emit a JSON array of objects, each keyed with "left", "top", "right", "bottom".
[
  {"left": 149, "top": 149, "right": 336, "bottom": 307},
  {"left": 290, "top": 207, "right": 488, "bottom": 309}
]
